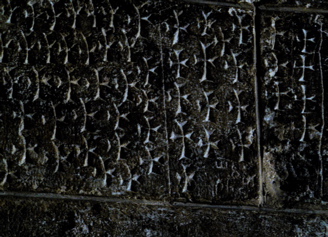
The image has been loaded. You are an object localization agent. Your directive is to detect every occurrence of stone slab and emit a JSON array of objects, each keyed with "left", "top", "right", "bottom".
[
  {"left": 162, "top": 3, "right": 258, "bottom": 203},
  {"left": 0, "top": 0, "right": 169, "bottom": 199},
  {"left": 260, "top": 10, "right": 328, "bottom": 206},
  {"left": 0, "top": 0, "right": 260, "bottom": 205}
]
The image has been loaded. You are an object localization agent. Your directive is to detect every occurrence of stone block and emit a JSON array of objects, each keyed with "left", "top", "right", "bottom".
[
  {"left": 162, "top": 3, "right": 258, "bottom": 203},
  {"left": 0, "top": 0, "right": 260, "bottom": 205},
  {"left": 260, "top": 10, "right": 328, "bottom": 206},
  {"left": 0, "top": 0, "right": 169, "bottom": 199}
]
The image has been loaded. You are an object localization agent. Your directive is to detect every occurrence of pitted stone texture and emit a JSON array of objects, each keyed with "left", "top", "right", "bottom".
[
  {"left": 0, "top": 0, "right": 259, "bottom": 204},
  {"left": 260, "top": 12, "right": 328, "bottom": 205},
  {"left": 0, "top": 0, "right": 165, "bottom": 65},
  {"left": 259, "top": 0, "right": 328, "bottom": 9},
  {"left": 0, "top": 197, "right": 327, "bottom": 237},
  {"left": 0, "top": 0, "right": 169, "bottom": 199},
  {"left": 181, "top": 0, "right": 259, "bottom": 4},
  {"left": 163, "top": 4, "right": 258, "bottom": 203}
]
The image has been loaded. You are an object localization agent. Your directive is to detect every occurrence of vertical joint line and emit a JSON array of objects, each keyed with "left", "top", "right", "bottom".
[
  {"left": 158, "top": 24, "right": 171, "bottom": 196},
  {"left": 253, "top": 4, "right": 264, "bottom": 206},
  {"left": 318, "top": 21, "right": 324, "bottom": 198}
]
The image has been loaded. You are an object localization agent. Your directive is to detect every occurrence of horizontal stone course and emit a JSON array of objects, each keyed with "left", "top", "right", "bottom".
[{"left": 0, "top": 196, "right": 327, "bottom": 237}]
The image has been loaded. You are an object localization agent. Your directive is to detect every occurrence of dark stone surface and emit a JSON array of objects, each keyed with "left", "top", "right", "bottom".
[
  {"left": 0, "top": 196, "right": 327, "bottom": 237},
  {"left": 162, "top": 3, "right": 258, "bottom": 203},
  {"left": 0, "top": 0, "right": 259, "bottom": 205},
  {"left": 1, "top": 0, "right": 328, "bottom": 235},
  {"left": 260, "top": 11, "right": 328, "bottom": 206},
  {"left": 0, "top": 0, "right": 169, "bottom": 199},
  {"left": 259, "top": 0, "right": 328, "bottom": 9}
]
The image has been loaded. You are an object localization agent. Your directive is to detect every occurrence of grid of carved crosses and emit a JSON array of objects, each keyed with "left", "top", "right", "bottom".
[
  {"left": 261, "top": 12, "right": 328, "bottom": 203},
  {"left": 162, "top": 5, "right": 257, "bottom": 202},
  {"left": 0, "top": 0, "right": 168, "bottom": 197},
  {"left": 0, "top": 0, "right": 258, "bottom": 203}
]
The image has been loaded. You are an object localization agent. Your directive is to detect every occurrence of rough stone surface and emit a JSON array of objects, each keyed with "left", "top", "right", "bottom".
[
  {"left": 0, "top": 0, "right": 259, "bottom": 205},
  {"left": 1, "top": 0, "right": 328, "bottom": 235},
  {"left": 259, "top": 0, "right": 328, "bottom": 9},
  {"left": 0, "top": 0, "right": 170, "bottom": 199},
  {"left": 260, "top": 10, "right": 328, "bottom": 207},
  {"left": 0, "top": 196, "right": 327, "bottom": 237},
  {"left": 162, "top": 4, "right": 258, "bottom": 203}
]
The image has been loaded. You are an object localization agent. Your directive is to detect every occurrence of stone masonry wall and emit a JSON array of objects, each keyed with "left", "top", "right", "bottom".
[{"left": 1, "top": 0, "right": 328, "bottom": 236}]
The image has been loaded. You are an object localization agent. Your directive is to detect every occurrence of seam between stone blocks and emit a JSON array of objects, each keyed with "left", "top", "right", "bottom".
[
  {"left": 182, "top": 0, "right": 253, "bottom": 9},
  {"left": 252, "top": 2, "right": 264, "bottom": 207},
  {"left": 183, "top": 0, "right": 328, "bottom": 206},
  {"left": 158, "top": 0, "right": 172, "bottom": 197},
  {"left": 4, "top": 0, "right": 327, "bottom": 211},
  {"left": 1, "top": 191, "right": 328, "bottom": 215},
  {"left": 259, "top": 5, "right": 328, "bottom": 13}
]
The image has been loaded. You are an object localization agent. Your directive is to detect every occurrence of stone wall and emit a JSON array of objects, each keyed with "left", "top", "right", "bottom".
[{"left": 0, "top": 0, "right": 328, "bottom": 236}]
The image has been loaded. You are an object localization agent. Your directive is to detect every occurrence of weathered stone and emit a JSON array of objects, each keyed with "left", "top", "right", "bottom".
[
  {"left": 182, "top": 0, "right": 259, "bottom": 5},
  {"left": 0, "top": 0, "right": 260, "bottom": 205},
  {"left": 0, "top": 196, "right": 327, "bottom": 237},
  {"left": 259, "top": 0, "right": 328, "bottom": 9},
  {"left": 162, "top": 3, "right": 258, "bottom": 203},
  {"left": 260, "top": 10, "right": 328, "bottom": 206},
  {"left": 0, "top": 0, "right": 169, "bottom": 199},
  {"left": 1, "top": 0, "right": 328, "bottom": 234}
]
